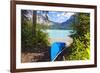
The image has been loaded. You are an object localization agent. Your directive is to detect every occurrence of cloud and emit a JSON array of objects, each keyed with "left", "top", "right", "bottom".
[
  {"left": 48, "top": 11, "right": 75, "bottom": 23},
  {"left": 56, "top": 12, "right": 75, "bottom": 21},
  {"left": 62, "top": 12, "right": 75, "bottom": 17},
  {"left": 64, "top": 12, "right": 74, "bottom": 16},
  {"left": 57, "top": 13, "right": 61, "bottom": 17}
]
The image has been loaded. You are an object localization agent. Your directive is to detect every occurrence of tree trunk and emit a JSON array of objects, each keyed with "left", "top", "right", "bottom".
[{"left": 32, "top": 11, "right": 37, "bottom": 37}]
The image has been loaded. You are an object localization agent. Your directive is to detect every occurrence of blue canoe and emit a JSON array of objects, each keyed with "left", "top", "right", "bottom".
[{"left": 50, "top": 42, "right": 66, "bottom": 61}]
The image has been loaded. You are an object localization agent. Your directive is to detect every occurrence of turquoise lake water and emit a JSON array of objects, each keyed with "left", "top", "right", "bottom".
[{"left": 45, "top": 30, "right": 74, "bottom": 39}]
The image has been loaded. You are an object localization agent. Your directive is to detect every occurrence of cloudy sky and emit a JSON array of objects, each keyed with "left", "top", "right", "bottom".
[
  {"left": 47, "top": 11, "right": 75, "bottom": 23},
  {"left": 23, "top": 10, "right": 75, "bottom": 23}
]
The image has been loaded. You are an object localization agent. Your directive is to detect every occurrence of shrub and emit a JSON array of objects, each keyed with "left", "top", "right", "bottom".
[
  {"left": 66, "top": 33, "right": 90, "bottom": 60},
  {"left": 21, "top": 20, "right": 50, "bottom": 53},
  {"left": 65, "top": 13, "right": 90, "bottom": 60}
]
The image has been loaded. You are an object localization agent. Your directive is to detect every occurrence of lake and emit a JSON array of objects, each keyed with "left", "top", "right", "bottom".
[{"left": 45, "top": 30, "right": 74, "bottom": 39}]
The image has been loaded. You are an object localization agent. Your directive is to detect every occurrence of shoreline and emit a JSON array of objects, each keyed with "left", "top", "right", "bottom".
[{"left": 48, "top": 37, "right": 73, "bottom": 47}]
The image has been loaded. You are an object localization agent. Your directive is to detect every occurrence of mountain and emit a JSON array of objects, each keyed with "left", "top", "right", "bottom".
[
  {"left": 37, "top": 14, "right": 53, "bottom": 26},
  {"left": 37, "top": 14, "right": 75, "bottom": 30},
  {"left": 50, "top": 15, "right": 75, "bottom": 29}
]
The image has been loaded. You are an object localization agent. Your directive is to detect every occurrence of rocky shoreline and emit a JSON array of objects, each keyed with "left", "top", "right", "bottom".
[{"left": 48, "top": 37, "right": 73, "bottom": 47}]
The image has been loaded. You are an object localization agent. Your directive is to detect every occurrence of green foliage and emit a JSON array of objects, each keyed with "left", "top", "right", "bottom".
[
  {"left": 21, "top": 19, "right": 50, "bottom": 53},
  {"left": 65, "top": 13, "right": 90, "bottom": 60},
  {"left": 32, "top": 24, "right": 50, "bottom": 52},
  {"left": 36, "top": 23, "right": 49, "bottom": 29},
  {"left": 66, "top": 32, "right": 90, "bottom": 60},
  {"left": 21, "top": 20, "right": 33, "bottom": 52},
  {"left": 73, "top": 13, "right": 90, "bottom": 36}
]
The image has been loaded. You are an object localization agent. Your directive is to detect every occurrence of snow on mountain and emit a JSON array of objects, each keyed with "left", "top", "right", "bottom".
[{"left": 37, "top": 14, "right": 75, "bottom": 29}]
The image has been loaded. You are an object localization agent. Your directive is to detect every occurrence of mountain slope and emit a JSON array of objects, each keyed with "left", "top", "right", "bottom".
[{"left": 37, "top": 14, "right": 75, "bottom": 30}]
